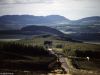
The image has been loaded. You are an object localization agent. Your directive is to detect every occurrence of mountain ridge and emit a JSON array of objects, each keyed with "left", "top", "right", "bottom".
[
  {"left": 72, "top": 16, "right": 100, "bottom": 25},
  {"left": 0, "top": 15, "right": 69, "bottom": 30},
  {"left": 0, "top": 15, "right": 100, "bottom": 30},
  {"left": 0, "top": 25, "right": 78, "bottom": 42}
]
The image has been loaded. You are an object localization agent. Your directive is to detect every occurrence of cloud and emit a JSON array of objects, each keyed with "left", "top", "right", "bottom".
[
  {"left": 0, "top": 0, "right": 100, "bottom": 20},
  {"left": 0, "top": 0, "right": 53, "bottom": 4}
]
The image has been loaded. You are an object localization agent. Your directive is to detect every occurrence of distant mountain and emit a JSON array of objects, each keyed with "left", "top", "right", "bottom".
[
  {"left": 0, "top": 15, "right": 69, "bottom": 30},
  {"left": 0, "top": 25, "right": 64, "bottom": 35},
  {"left": 0, "top": 15, "right": 100, "bottom": 30},
  {"left": 21, "top": 25, "right": 65, "bottom": 36},
  {"left": 54, "top": 16, "right": 100, "bottom": 33},
  {"left": 0, "top": 25, "right": 79, "bottom": 42},
  {"left": 53, "top": 16, "right": 100, "bottom": 42},
  {"left": 22, "top": 25, "right": 79, "bottom": 42},
  {"left": 0, "top": 25, "right": 65, "bottom": 38},
  {"left": 71, "top": 16, "right": 100, "bottom": 25}
]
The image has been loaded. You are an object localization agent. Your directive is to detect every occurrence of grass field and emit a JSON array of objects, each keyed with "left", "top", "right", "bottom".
[{"left": 7, "top": 35, "right": 100, "bottom": 52}]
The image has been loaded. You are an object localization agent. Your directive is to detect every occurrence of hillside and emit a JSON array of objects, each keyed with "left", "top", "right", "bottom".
[
  {"left": 21, "top": 25, "right": 65, "bottom": 36},
  {"left": 0, "top": 15, "right": 100, "bottom": 30},
  {"left": 0, "top": 15, "right": 100, "bottom": 42},
  {"left": 53, "top": 16, "right": 100, "bottom": 41},
  {"left": 0, "top": 25, "right": 65, "bottom": 36},
  {"left": 0, "top": 25, "right": 65, "bottom": 39},
  {"left": 0, "top": 15, "right": 69, "bottom": 30},
  {"left": 72, "top": 16, "right": 100, "bottom": 25}
]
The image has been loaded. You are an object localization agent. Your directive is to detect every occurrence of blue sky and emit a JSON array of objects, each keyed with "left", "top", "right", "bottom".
[{"left": 0, "top": 0, "right": 100, "bottom": 20}]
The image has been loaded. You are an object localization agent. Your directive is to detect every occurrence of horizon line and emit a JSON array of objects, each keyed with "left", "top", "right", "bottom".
[{"left": 0, "top": 14, "right": 100, "bottom": 20}]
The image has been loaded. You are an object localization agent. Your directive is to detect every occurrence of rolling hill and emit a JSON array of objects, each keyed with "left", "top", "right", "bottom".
[
  {"left": 21, "top": 25, "right": 65, "bottom": 36},
  {"left": 0, "top": 15, "right": 69, "bottom": 30},
  {"left": 0, "top": 15, "right": 100, "bottom": 30},
  {"left": 0, "top": 25, "right": 65, "bottom": 39},
  {"left": 72, "top": 16, "right": 100, "bottom": 25},
  {"left": 0, "top": 25, "right": 65, "bottom": 36},
  {"left": 0, "top": 25, "right": 80, "bottom": 42},
  {"left": 0, "top": 15, "right": 100, "bottom": 42}
]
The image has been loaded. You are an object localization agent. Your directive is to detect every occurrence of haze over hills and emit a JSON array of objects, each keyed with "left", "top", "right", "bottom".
[
  {"left": 0, "top": 15, "right": 100, "bottom": 41},
  {"left": 21, "top": 25, "right": 65, "bottom": 37},
  {"left": 0, "top": 25, "right": 77, "bottom": 42},
  {"left": 0, "top": 25, "right": 64, "bottom": 36},
  {"left": 72, "top": 16, "right": 100, "bottom": 25},
  {"left": 0, "top": 15, "right": 100, "bottom": 30},
  {"left": 0, "top": 15, "right": 69, "bottom": 30}
]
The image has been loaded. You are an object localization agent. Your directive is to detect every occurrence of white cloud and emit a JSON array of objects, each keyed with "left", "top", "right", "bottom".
[
  {"left": 0, "top": 0, "right": 53, "bottom": 4},
  {"left": 0, "top": 0, "right": 100, "bottom": 20}
]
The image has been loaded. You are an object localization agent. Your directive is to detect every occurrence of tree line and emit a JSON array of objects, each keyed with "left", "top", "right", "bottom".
[{"left": 0, "top": 42, "right": 55, "bottom": 57}]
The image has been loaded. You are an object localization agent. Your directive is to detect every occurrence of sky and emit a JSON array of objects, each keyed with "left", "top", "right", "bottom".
[{"left": 0, "top": 0, "right": 100, "bottom": 20}]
